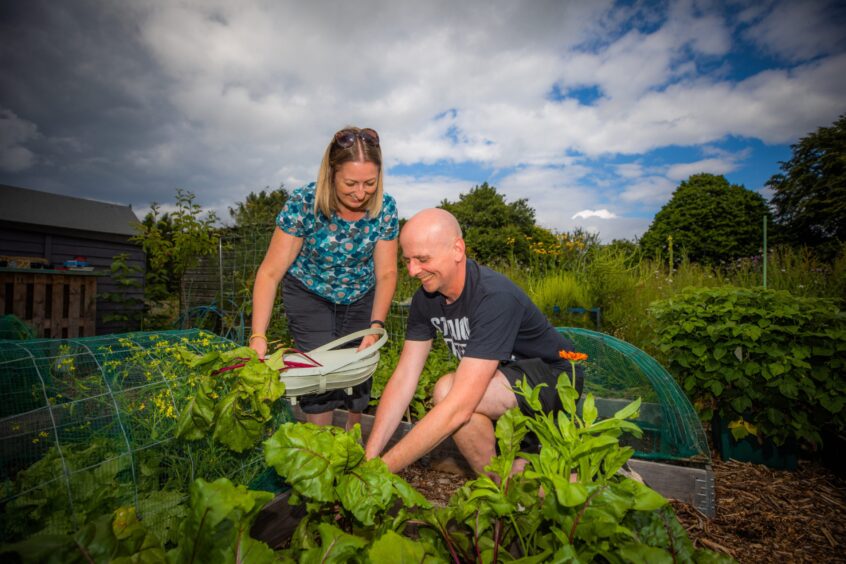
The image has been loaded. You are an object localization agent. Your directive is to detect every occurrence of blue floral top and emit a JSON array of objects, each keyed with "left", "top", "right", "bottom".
[{"left": 276, "top": 183, "right": 399, "bottom": 304}]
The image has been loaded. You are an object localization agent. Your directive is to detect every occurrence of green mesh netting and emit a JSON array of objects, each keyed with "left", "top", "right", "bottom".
[
  {"left": 0, "top": 329, "right": 293, "bottom": 544},
  {"left": 557, "top": 327, "right": 710, "bottom": 464},
  {"left": 0, "top": 315, "right": 34, "bottom": 340}
]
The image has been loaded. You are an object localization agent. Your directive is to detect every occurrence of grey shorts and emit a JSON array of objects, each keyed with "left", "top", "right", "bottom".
[{"left": 282, "top": 275, "right": 374, "bottom": 414}]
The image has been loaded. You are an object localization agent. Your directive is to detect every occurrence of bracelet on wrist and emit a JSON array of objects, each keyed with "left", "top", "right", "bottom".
[
  {"left": 249, "top": 334, "right": 268, "bottom": 343},
  {"left": 369, "top": 320, "right": 385, "bottom": 328}
]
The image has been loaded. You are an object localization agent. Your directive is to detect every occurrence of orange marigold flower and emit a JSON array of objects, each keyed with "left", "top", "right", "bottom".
[{"left": 559, "top": 350, "right": 588, "bottom": 362}]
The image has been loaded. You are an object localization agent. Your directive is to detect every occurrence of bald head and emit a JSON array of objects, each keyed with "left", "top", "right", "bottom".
[
  {"left": 401, "top": 208, "right": 463, "bottom": 248},
  {"left": 400, "top": 208, "right": 466, "bottom": 301}
]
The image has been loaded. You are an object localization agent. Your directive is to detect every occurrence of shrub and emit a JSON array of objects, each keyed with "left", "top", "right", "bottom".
[{"left": 650, "top": 286, "right": 846, "bottom": 449}]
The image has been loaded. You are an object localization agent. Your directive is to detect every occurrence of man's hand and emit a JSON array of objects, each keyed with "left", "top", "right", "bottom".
[
  {"left": 379, "top": 357, "right": 500, "bottom": 473},
  {"left": 364, "top": 339, "right": 431, "bottom": 460}
]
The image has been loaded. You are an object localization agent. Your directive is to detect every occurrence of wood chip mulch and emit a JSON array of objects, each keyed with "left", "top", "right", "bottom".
[
  {"left": 400, "top": 458, "right": 846, "bottom": 564},
  {"left": 673, "top": 458, "right": 846, "bottom": 564}
]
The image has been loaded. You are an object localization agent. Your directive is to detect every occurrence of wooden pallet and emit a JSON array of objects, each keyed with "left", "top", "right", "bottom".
[{"left": 0, "top": 270, "right": 98, "bottom": 338}]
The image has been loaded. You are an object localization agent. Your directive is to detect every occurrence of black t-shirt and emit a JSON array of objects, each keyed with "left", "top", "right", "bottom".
[{"left": 406, "top": 259, "right": 573, "bottom": 372}]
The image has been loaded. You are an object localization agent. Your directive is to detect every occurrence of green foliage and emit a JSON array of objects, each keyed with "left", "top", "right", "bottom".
[
  {"left": 580, "top": 246, "right": 728, "bottom": 355},
  {"left": 100, "top": 253, "right": 144, "bottom": 327},
  {"left": 725, "top": 244, "right": 846, "bottom": 298},
  {"left": 263, "top": 423, "right": 430, "bottom": 529},
  {"left": 134, "top": 189, "right": 220, "bottom": 323},
  {"left": 1, "top": 332, "right": 289, "bottom": 551},
  {"left": 768, "top": 114, "right": 846, "bottom": 259},
  {"left": 370, "top": 338, "right": 457, "bottom": 420},
  {"left": 263, "top": 378, "right": 732, "bottom": 562},
  {"left": 1, "top": 478, "right": 274, "bottom": 564},
  {"left": 640, "top": 173, "right": 771, "bottom": 264},
  {"left": 605, "top": 238, "right": 642, "bottom": 262},
  {"left": 0, "top": 314, "right": 34, "bottom": 340},
  {"left": 138, "top": 208, "right": 176, "bottom": 301},
  {"left": 167, "top": 478, "right": 275, "bottom": 563},
  {"left": 175, "top": 347, "right": 286, "bottom": 453},
  {"left": 439, "top": 182, "right": 540, "bottom": 265},
  {"left": 2, "top": 440, "right": 133, "bottom": 542},
  {"left": 526, "top": 271, "right": 590, "bottom": 322},
  {"left": 650, "top": 286, "right": 846, "bottom": 448},
  {"left": 227, "top": 185, "right": 289, "bottom": 229},
  {"left": 1, "top": 507, "right": 167, "bottom": 564}
]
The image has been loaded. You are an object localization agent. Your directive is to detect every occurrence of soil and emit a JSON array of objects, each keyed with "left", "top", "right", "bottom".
[{"left": 399, "top": 457, "right": 846, "bottom": 564}]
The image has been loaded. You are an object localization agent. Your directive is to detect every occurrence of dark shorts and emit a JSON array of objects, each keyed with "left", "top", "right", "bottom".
[
  {"left": 499, "top": 358, "right": 567, "bottom": 416},
  {"left": 282, "top": 275, "right": 374, "bottom": 414},
  {"left": 498, "top": 358, "right": 584, "bottom": 453}
]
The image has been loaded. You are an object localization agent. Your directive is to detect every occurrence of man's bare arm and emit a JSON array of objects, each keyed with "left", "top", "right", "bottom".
[
  {"left": 378, "top": 356, "right": 500, "bottom": 473},
  {"left": 364, "top": 339, "right": 432, "bottom": 459}
]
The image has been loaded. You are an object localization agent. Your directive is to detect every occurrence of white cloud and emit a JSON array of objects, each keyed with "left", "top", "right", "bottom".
[
  {"left": 742, "top": 0, "right": 846, "bottom": 62},
  {"left": 80, "top": 1, "right": 846, "bottom": 181},
  {"left": 2, "top": 0, "right": 845, "bottom": 244},
  {"left": 497, "top": 164, "right": 600, "bottom": 228},
  {"left": 0, "top": 109, "right": 38, "bottom": 172},
  {"left": 383, "top": 173, "right": 472, "bottom": 220},
  {"left": 615, "top": 163, "right": 646, "bottom": 179},
  {"left": 572, "top": 209, "right": 617, "bottom": 220},
  {"left": 574, "top": 215, "right": 652, "bottom": 242},
  {"left": 666, "top": 158, "right": 739, "bottom": 180},
  {"left": 619, "top": 176, "right": 677, "bottom": 204}
]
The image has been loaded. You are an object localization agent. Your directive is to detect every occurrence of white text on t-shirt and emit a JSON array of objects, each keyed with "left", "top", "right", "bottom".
[{"left": 430, "top": 316, "right": 470, "bottom": 358}]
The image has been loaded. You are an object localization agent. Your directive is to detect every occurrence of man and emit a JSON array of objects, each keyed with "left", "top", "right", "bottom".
[{"left": 364, "top": 208, "right": 582, "bottom": 474}]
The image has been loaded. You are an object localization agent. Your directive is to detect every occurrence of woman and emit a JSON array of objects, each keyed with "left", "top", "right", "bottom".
[{"left": 250, "top": 126, "right": 398, "bottom": 429}]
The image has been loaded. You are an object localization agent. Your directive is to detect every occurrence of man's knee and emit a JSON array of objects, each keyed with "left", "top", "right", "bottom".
[{"left": 432, "top": 372, "right": 456, "bottom": 405}]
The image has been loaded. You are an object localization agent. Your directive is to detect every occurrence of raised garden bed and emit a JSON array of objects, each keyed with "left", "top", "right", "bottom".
[{"left": 291, "top": 406, "right": 716, "bottom": 516}]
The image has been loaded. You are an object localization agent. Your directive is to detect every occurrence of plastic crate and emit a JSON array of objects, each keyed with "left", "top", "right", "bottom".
[{"left": 712, "top": 415, "right": 797, "bottom": 470}]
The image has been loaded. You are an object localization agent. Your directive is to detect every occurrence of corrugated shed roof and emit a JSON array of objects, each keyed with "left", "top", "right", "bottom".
[{"left": 0, "top": 184, "right": 139, "bottom": 236}]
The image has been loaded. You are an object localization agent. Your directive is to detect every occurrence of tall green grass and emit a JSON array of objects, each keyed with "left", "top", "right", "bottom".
[
  {"left": 393, "top": 243, "right": 844, "bottom": 360},
  {"left": 526, "top": 271, "right": 590, "bottom": 315},
  {"left": 577, "top": 244, "right": 845, "bottom": 358}
]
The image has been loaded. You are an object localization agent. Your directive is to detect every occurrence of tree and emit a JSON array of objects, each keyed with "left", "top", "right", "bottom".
[
  {"left": 139, "top": 208, "right": 175, "bottom": 300},
  {"left": 439, "top": 182, "right": 543, "bottom": 265},
  {"left": 228, "top": 185, "right": 289, "bottom": 229},
  {"left": 133, "top": 189, "right": 220, "bottom": 319},
  {"left": 767, "top": 114, "right": 846, "bottom": 259},
  {"left": 639, "top": 174, "right": 770, "bottom": 264}
]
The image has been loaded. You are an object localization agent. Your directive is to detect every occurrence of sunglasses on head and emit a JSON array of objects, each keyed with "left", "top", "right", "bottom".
[{"left": 334, "top": 128, "right": 380, "bottom": 148}]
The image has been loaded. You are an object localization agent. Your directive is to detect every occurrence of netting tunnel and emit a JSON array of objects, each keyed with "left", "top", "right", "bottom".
[
  {"left": 0, "top": 329, "right": 293, "bottom": 543},
  {"left": 558, "top": 328, "right": 710, "bottom": 464}
]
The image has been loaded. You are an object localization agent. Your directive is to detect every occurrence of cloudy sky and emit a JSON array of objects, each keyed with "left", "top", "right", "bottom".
[{"left": 1, "top": 0, "right": 844, "bottom": 241}]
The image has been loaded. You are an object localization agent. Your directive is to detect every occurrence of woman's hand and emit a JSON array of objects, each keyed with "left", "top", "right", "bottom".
[
  {"left": 250, "top": 336, "right": 269, "bottom": 359},
  {"left": 357, "top": 333, "right": 379, "bottom": 351}
]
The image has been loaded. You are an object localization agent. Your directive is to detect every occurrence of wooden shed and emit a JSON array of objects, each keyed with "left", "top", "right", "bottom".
[{"left": 0, "top": 184, "right": 145, "bottom": 337}]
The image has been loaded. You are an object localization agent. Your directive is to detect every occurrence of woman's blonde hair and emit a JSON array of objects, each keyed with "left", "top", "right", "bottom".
[{"left": 314, "top": 126, "right": 383, "bottom": 218}]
